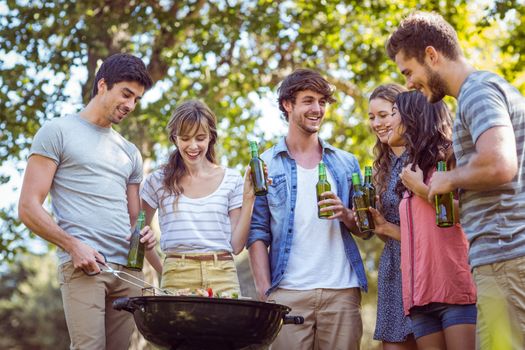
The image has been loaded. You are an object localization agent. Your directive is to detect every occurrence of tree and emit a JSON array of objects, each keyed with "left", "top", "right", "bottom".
[
  {"left": 0, "top": 251, "right": 70, "bottom": 349},
  {"left": 2, "top": 1, "right": 525, "bottom": 348},
  {"left": 486, "top": 0, "right": 525, "bottom": 90},
  {"left": 3, "top": 0, "right": 516, "bottom": 261}
]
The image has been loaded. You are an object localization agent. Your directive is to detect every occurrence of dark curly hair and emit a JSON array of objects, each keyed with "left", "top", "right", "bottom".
[{"left": 393, "top": 90, "right": 454, "bottom": 197}]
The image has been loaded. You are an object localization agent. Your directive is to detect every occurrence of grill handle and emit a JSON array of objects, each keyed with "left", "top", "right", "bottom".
[
  {"left": 113, "top": 297, "right": 136, "bottom": 313},
  {"left": 283, "top": 315, "right": 304, "bottom": 325}
]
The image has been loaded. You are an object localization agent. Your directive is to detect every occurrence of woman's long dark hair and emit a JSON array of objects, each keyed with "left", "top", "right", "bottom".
[
  {"left": 161, "top": 100, "right": 218, "bottom": 210},
  {"left": 394, "top": 90, "right": 454, "bottom": 197},
  {"left": 369, "top": 83, "right": 407, "bottom": 201}
]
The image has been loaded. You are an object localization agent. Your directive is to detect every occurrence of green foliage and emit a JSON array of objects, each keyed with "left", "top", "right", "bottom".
[
  {"left": 0, "top": 252, "right": 69, "bottom": 349},
  {"left": 487, "top": 0, "right": 525, "bottom": 90},
  {"left": 0, "top": 203, "right": 28, "bottom": 262},
  {"left": 1, "top": 0, "right": 524, "bottom": 298},
  {"left": 2, "top": 2, "right": 525, "bottom": 349}
]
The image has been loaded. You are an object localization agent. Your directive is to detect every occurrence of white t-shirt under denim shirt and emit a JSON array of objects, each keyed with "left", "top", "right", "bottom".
[
  {"left": 279, "top": 164, "right": 358, "bottom": 290},
  {"left": 140, "top": 167, "right": 243, "bottom": 253}
]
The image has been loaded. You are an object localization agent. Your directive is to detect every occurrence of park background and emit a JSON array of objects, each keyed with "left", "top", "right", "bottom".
[{"left": 1, "top": 0, "right": 524, "bottom": 349}]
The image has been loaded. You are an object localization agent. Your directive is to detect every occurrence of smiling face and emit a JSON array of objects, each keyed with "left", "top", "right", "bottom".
[
  {"left": 395, "top": 51, "right": 448, "bottom": 104},
  {"left": 368, "top": 97, "right": 398, "bottom": 144},
  {"left": 98, "top": 79, "right": 145, "bottom": 125},
  {"left": 387, "top": 103, "right": 406, "bottom": 148},
  {"left": 175, "top": 123, "right": 211, "bottom": 166},
  {"left": 284, "top": 89, "right": 327, "bottom": 135}
]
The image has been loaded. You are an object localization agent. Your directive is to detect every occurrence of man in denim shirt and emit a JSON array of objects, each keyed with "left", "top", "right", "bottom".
[{"left": 247, "top": 69, "right": 368, "bottom": 350}]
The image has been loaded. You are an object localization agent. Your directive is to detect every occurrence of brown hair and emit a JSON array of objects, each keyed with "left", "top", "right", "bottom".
[
  {"left": 386, "top": 11, "right": 462, "bottom": 63},
  {"left": 277, "top": 68, "right": 336, "bottom": 121},
  {"left": 369, "top": 83, "right": 408, "bottom": 202},
  {"left": 393, "top": 90, "right": 454, "bottom": 197},
  {"left": 161, "top": 100, "right": 218, "bottom": 210}
]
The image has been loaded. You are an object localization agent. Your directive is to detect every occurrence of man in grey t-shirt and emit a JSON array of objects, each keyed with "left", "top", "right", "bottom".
[
  {"left": 386, "top": 12, "right": 525, "bottom": 349},
  {"left": 19, "top": 53, "right": 156, "bottom": 350}
]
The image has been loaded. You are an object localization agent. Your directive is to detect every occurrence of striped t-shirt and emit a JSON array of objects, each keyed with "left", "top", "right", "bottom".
[
  {"left": 454, "top": 70, "right": 525, "bottom": 268},
  {"left": 140, "top": 167, "right": 244, "bottom": 253}
]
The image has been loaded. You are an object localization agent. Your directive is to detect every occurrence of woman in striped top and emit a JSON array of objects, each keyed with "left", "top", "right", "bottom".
[{"left": 141, "top": 100, "right": 257, "bottom": 296}]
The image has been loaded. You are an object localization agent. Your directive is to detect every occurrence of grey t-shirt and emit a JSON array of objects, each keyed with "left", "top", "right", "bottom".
[
  {"left": 29, "top": 114, "right": 143, "bottom": 265},
  {"left": 455, "top": 71, "right": 525, "bottom": 267}
]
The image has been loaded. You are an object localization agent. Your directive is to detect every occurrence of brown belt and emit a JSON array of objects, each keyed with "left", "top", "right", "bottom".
[{"left": 166, "top": 252, "right": 233, "bottom": 261}]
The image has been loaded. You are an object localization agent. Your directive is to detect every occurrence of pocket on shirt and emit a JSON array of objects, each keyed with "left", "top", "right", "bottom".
[{"left": 267, "top": 174, "right": 287, "bottom": 207}]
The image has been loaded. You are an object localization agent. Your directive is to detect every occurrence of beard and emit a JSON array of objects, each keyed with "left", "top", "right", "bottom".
[
  {"left": 109, "top": 105, "right": 130, "bottom": 124},
  {"left": 292, "top": 112, "right": 322, "bottom": 134},
  {"left": 298, "top": 121, "right": 319, "bottom": 134},
  {"left": 425, "top": 65, "right": 448, "bottom": 103}
]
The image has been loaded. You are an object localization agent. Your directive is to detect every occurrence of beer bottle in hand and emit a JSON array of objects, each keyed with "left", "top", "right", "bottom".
[
  {"left": 435, "top": 161, "right": 455, "bottom": 227},
  {"left": 363, "top": 166, "right": 376, "bottom": 209},
  {"left": 249, "top": 141, "right": 268, "bottom": 196},
  {"left": 352, "top": 173, "right": 374, "bottom": 232},
  {"left": 127, "top": 210, "right": 146, "bottom": 271},
  {"left": 317, "top": 161, "right": 334, "bottom": 219}
]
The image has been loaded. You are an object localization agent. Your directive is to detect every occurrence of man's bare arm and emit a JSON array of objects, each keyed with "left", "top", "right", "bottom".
[
  {"left": 248, "top": 241, "right": 272, "bottom": 301},
  {"left": 18, "top": 155, "right": 104, "bottom": 272},
  {"left": 428, "top": 126, "right": 517, "bottom": 199}
]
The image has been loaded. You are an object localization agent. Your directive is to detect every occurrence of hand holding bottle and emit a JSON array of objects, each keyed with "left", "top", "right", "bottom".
[
  {"left": 367, "top": 206, "right": 388, "bottom": 235},
  {"left": 243, "top": 164, "right": 272, "bottom": 200},
  {"left": 317, "top": 190, "right": 347, "bottom": 220},
  {"left": 433, "top": 161, "right": 455, "bottom": 227},
  {"left": 127, "top": 211, "right": 146, "bottom": 271},
  {"left": 351, "top": 173, "right": 375, "bottom": 232},
  {"left": 316, "top": 162, "right": 334, "bottom": 218},
  {"left": 363, "top": 166, "right": 376, "bottom": 209},
  {"left": 427, "top": 168, "right": 456, "bottom": 202},
  {"left": 137, "top": 225, "right": 158, "bottom": 250},
  {"left": 351, "top": 199, "right": 401, "bottom": 241},
  {"left": 125, "top": 222, "right": 157, "bottom": 251},
  {"left": 248, "top": 141, "right": 268, "bottom": 196}
]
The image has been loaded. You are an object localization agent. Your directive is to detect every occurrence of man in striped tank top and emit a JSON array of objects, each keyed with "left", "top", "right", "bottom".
[{"left": 387, "top": 11, "right": 525, "bottom": 350}]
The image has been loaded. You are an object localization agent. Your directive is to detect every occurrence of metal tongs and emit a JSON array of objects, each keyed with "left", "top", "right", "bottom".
[{"left": 89, "top": 253, "right": 173, "bottom": 296}]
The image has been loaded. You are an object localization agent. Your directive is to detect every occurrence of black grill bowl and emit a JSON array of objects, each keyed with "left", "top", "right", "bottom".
[{"left": 113, "top": 296, "right": 303, "bottom": 350}]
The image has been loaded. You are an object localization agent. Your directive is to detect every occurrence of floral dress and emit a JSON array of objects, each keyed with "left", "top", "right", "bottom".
[{"left": 373, "top": 151, "right": 414, "bottom": 342}]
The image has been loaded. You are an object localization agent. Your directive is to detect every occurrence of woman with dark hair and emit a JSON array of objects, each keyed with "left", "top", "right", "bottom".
[
  {"left": 367, "top": 84, "right": 417, "bottom": 350},
  {"left": 371, "top": 90, "right": 476, "bottom": 349},
  {"left": 140, "top": 100, "right": 256, "bottom": 296}
]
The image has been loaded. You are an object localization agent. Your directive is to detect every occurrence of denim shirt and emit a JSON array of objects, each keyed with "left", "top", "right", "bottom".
[{"left": 247, "top": 137, "right": 368, "bottom": 295}]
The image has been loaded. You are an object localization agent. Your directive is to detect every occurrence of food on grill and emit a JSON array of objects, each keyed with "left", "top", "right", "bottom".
[{"left": 167, "top": 287, "right": 240, "bottom": 299}]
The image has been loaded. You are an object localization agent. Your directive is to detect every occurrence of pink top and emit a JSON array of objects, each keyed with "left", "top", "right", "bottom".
[{"left": 399, "top": 184, "right": 476, "bottom": 315}]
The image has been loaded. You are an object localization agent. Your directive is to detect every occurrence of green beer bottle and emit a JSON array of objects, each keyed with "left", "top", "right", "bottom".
[
  {"left": 435, "top": 161, "right": 455, "bottom": 227},
  {"left": 363, "top": 166, "right": 376, "bottom": 209},
  {"left": 249, "top": 141, "right": 268, "bottom": 196},
  {"left": 127, "top": 210, "right": 146, "bottom": 271},
  {"left": 317, "top": 162, "right": 334, "bottom": 219},
  {"left": 352, "top": 173, "right": 374, "bottom": 232}
]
